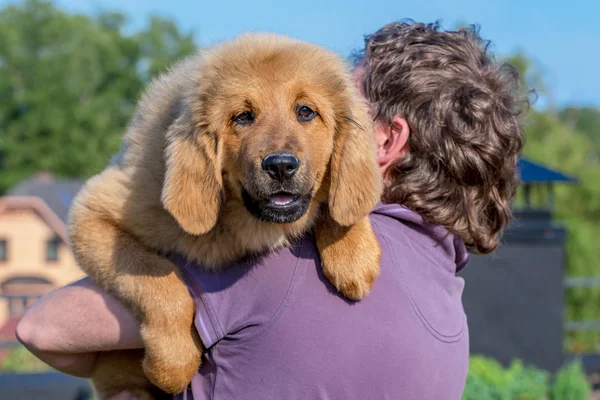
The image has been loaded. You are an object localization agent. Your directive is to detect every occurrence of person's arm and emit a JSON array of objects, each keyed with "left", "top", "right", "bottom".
[{"left": 16, "top": 277, "right": 143, "bottom": 377}]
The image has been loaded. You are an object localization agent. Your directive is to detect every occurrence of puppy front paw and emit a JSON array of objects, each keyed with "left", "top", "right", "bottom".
[
  {"left": 323, "top": 256, "right": 380, "bottom": 301},
  {"left": 141, "top": 320, "right": 203, "bottom": 394},
  {"left": 317, "top": 216, "right": 382, "bottom": 302}
]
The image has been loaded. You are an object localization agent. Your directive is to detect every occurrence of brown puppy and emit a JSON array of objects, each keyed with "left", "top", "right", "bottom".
[{"left": 68, "top": 33, "right": 382, "bottom": 398}]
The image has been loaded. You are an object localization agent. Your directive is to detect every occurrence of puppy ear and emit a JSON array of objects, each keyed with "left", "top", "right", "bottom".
[
  {"left": 329, "top": 94, "right": 382, "bottom": 226},
  {"left": 161, "top": 111, "right": 222, "bottom": 235}
]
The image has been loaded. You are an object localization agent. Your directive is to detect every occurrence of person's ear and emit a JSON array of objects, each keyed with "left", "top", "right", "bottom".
[{"left": 375, "top": 116, "right": 410, "bottom": 168}]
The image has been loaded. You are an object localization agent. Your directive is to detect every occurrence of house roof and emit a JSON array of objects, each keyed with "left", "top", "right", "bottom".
[
  {"left": 7, "top": 172, "right": 85, "bottom": 224},
  {"left": 0, "top": 196, "right": 71, "bottom": 243}
]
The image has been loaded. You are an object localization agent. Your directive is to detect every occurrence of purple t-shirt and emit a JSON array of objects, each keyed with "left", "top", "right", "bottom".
[{"left": 172, "top": 203, "right": 470, "bottom": 400}]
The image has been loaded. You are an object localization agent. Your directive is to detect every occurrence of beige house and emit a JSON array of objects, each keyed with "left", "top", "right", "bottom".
[{"left": 0, "top": 172, "right": 86, "bottom": 339}]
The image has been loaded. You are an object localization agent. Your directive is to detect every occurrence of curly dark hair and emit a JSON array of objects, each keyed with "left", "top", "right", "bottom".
[{"left": 356, "top": 21, "right": 526, "bottom": 254}]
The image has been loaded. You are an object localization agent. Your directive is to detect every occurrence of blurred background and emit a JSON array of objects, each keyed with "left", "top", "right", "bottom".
[{"left": 0, "top": 0, "right": 598, "bottom": 398}]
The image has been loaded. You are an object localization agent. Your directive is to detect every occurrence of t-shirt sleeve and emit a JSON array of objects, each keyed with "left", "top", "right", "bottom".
[{"left": 175, "top": 241, "right": 307, "bottom": 348}]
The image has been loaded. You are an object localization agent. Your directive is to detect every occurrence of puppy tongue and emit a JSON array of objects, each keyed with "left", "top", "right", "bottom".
[{"left": 270, "top": 194, "right": 295, "bottom": 205}]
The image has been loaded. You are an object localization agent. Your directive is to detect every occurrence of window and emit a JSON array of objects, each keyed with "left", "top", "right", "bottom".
[
  {"left": 8, "top": 296, "right": 29, "bottom": 317},
  {"left": 0, "top": 239, "right": 6, "bottom": 262},
  {"left": 46, "top": 238, "right": 60, "bottom": 262}
]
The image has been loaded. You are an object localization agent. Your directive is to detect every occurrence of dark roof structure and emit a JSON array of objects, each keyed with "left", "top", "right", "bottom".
[{"left": 518, "top": 158, "right": 578, "bottom": 184}]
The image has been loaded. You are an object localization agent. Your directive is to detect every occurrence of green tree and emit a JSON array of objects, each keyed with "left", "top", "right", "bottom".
[
  {"left": 558, "top": 107, "right": 600, "bottom": 163},
  {"left": 0, "top": 0, "right": 196, "bottom": 193}
]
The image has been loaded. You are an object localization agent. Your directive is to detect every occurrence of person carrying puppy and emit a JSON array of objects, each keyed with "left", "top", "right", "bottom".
[{"left": 17, "top": 20, "right": 525, "bottom": 400}]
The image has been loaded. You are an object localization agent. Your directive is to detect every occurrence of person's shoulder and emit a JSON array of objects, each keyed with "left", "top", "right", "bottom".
[{"left": 369, "top": 203, "right": 468, "bottom": 274}]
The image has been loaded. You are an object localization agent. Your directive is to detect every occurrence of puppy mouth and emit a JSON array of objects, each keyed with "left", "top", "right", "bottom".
[
  {"left": 241, "top": 188, "right": 311, "bottom": 223},
  {"left": 267, "top": 192, "right": 300, "bottom": 207}
]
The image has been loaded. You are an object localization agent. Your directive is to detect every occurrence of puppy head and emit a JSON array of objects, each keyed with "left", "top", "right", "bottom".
[{"left": 162, "top": 33, "right": 382, "bottom": 235}]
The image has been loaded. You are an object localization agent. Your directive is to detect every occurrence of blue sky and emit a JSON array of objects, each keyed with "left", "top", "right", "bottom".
[{"left": 2, "top": 0, "right": 598, "bottom": 107}]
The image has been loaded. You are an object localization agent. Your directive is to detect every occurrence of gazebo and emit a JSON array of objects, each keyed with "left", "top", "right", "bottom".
[
  {"left": 517, "top": 157, "right": 578, "bottom": 210},
  {"left": 461, "top": 157, "right": 578, "bottom": 373}
]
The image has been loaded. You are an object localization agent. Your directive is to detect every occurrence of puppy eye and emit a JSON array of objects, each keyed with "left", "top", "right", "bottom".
[
  {"left": 297, "top": 105, "right": 317, "bottom": 122},
  {"left": 233, "top": 111, "right": 255, "bottom": 125}
]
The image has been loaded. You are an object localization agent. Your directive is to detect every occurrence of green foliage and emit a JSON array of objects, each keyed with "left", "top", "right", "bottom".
[
  {"left": 463, "top": 356, "right": 590, "bottom": 400},
  {"left": 462, "top": 356, "right": 550, "bottom": 400},
  {"left": 0, "top": 0, "right": 196, "bottom": 193},
  {"left": 0, "top": 346, "right": 52, "bottom": 373},
  {"left": 550, "top": 360, "right": 591, "bottom": 400},
  {"left": 558, "top": 107, "right": 600, "bottom": 164},
  {"left": 462, "top": 355, "right": 512, "bottom": 400},
  {"left": 507, "top": 360, "right": 550, "bottom": 400}
]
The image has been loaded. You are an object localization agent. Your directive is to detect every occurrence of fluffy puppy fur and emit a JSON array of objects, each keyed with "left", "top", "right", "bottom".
[{"left": 68, "top": 33, "right": 382, "bottom": 398}]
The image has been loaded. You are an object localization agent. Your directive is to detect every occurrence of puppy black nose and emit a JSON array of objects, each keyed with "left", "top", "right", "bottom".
[{"left": 262, "top": 152, "right": 300, "bottom": 182}]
